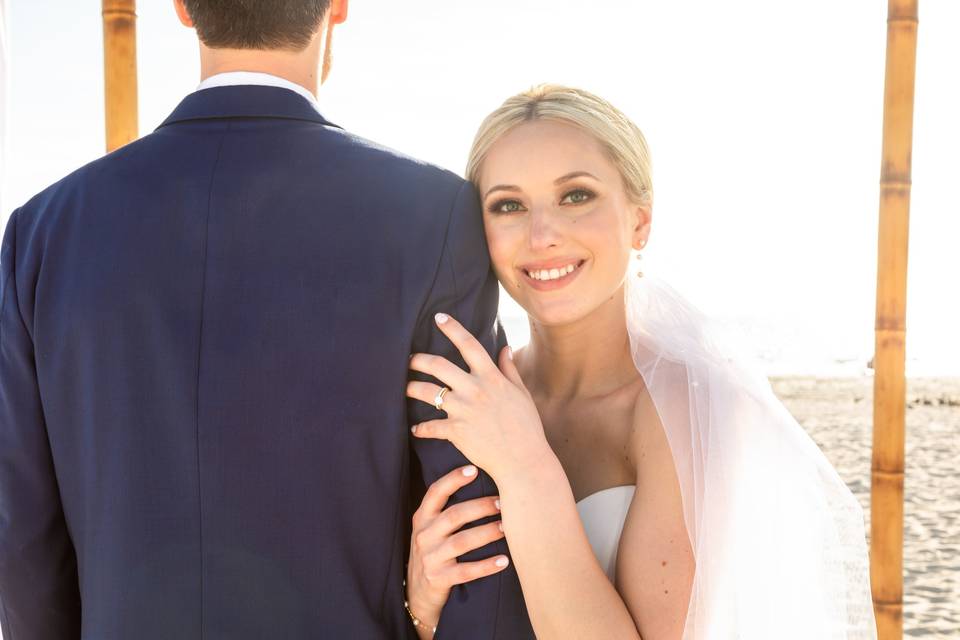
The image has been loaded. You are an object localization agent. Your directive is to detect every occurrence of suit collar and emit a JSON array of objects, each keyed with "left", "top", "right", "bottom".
[
  {"left": 157, "top": 85, "right": 341, "bottom": 130},
  {"left": 195, "top": 71, "right": 320, "bottom": 108}
]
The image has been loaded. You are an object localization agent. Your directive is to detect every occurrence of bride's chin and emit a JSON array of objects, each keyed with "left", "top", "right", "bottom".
[
  {"left": 497, "top": 281, "right": 593, "bottom": 327},
  {"left": 520, "top": 300, "right": 589, "bottom": 329}
]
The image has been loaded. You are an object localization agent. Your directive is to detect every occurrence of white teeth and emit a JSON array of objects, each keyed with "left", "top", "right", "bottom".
[{"left": 525, "top": 262, "right": 581, "bottom": 282}]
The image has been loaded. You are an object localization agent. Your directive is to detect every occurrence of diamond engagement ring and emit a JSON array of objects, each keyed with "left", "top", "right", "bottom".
[{"left": 434, "top": 387, "right": 449, "bottom": 411}]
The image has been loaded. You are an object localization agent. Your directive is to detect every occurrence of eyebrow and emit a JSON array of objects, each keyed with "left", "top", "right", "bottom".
[
  {"left": 554, "top": 171, "right": 599, "bottom": 185},
  {"left": 483, "top": 184, "right": 522, "bottom": 200},
  {"left": 483, "top": 171, "right": 599, "bottom": 200}
]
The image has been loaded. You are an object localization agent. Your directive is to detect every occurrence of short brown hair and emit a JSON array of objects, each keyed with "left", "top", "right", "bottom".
[{"left": 183, "top": 0, "right": 332, "bottom": 51}]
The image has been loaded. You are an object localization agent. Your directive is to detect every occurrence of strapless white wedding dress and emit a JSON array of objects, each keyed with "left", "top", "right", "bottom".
[{"left": 575, "top": 485, "right": 636, "bottom": 582}]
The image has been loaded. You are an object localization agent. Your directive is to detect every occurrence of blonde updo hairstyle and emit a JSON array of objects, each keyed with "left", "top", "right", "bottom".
[{"left": 466, "top": 84, "right": 653, "bottom": 206}]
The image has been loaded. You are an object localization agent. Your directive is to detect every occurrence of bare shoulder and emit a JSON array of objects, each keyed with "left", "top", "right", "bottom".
[
  {"left": 617, "top": 379, "right": 695, "bottom": 638},
  {"left": 627, "top": 381, "right": 673, "bottom": 478}
]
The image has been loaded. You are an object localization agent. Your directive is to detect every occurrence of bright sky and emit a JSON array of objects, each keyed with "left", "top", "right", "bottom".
[{"left": 2, "top": 1, "right": 958, "bottom": 375}]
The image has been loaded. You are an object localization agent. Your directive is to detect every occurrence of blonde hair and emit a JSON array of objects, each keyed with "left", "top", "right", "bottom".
[{"left": 466, "top": 84, "right": 653, "bottom": 205}]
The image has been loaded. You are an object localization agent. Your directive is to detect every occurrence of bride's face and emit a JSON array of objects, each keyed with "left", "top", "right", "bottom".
[{"left": 478, "top": 120, "right": 651, "bottom": 327}]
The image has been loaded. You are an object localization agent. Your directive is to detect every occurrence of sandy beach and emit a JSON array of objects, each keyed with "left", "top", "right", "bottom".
[{"left": 771, "top": 376, "right": 960, "bottom": 638}]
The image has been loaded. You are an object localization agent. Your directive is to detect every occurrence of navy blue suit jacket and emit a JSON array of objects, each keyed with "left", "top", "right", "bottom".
[{"left": 0, "top": 85, "right": 533, "bottom": 639}]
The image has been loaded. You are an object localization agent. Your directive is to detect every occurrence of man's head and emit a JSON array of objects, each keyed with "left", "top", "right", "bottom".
[
  {"left": 174, "top": 0, "right": 348, "bottom": 89},
  {"left": 180, "top": 0, "right": 331, "bottom": 51}
]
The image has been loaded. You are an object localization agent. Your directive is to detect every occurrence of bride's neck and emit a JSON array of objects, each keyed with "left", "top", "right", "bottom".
[{"left": 521, "top": 286, "right": 638, "bottom": 401}]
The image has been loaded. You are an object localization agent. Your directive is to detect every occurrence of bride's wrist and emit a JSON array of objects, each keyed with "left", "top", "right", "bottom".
[
  {"left": 494, "top": 446, "right": 564, "bottom": 492},
  {"left": 403, "top": 581, "right": 441, "bottom": 635},
  {"left": 405, "top": 597, "right": 439, "bottom": 636}
]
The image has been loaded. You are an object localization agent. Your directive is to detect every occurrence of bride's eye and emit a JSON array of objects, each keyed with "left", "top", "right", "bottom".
[
  {"left": 559, "top": 189, "right": 595, "bottom": 206},
  {"left": 488, "top": 199, "right": 526, "bottom": 214}
]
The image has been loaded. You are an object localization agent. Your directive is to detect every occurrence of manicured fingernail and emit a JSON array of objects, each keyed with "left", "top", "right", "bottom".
[
  {"left": 435, "top": 313, "right": 449, "bottom": 325},
  {"left": 495, "top": 556, "right": 510, "bottom": 568},
  {"left": 410, "top": 425, "right": 418, "bottom": 434},
  {"left": 498, "top": 521, "right": 503, "bottom": 532},
  {"left": 462, "top": 465, "right": 477, "bottom": 477},
  {"left": 494, "top": 498, "right": 501, "bottom": 510},
  {"left": 507, "top": 346, "right": 513, "bottom": 361}
]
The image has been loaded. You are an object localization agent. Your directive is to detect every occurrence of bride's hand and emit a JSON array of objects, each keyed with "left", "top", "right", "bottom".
[
  {"left": 406, "top": 465, "right": 510, "bottom": 635},
  {"left": 407, "top": 313, "right": 552, "bottom": 484}
]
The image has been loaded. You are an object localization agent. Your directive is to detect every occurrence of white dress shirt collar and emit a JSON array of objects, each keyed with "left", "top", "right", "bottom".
[{"left": 196, "top": 71, "right": 321, "bottom": 113}]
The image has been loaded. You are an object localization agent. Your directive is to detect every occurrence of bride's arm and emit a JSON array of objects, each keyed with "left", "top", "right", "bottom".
[
  {"left": 615, "top": 391, "right": 695, "bottom": 638},
  {"left": 494, "top": 404, "right": 693, "bottom": 640},
  {"left": 407, "top": 315, "right": 693, "bottom": 639},
  {"left": 495, "top": 456, "right": 643, "bottom": 638}
]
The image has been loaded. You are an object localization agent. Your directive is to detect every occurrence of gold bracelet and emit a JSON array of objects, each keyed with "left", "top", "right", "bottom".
[{"left": 402, "top": 579, "right": 437, "bottom": 636}]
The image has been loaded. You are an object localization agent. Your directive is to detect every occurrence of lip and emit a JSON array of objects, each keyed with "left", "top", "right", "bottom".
[
  {"left": 518, "top": 259, "right": 587, "bottom": 292},
  {"left": 518, "top": 257, "right": 586, "bottom": 272}
]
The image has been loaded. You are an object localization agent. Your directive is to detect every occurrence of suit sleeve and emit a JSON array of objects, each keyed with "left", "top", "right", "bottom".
[
  {"left": 0, "top": 209, "right": 81, "bottom": 640},
  {"left": 407, "top": 182, "right": 533, "bottom": 638}
]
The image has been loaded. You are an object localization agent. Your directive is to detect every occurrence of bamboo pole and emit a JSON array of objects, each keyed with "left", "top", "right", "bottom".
[
  {"left": 871, "top": 1, "right": 918, "bottom": 638},
  {"left": 102, "top": 0, "right": 138, "bottom": 152}
]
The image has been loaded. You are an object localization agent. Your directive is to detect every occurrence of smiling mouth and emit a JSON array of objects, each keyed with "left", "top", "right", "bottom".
[{"left": 522, "top": 260, "right": 586, "bottom": 282}]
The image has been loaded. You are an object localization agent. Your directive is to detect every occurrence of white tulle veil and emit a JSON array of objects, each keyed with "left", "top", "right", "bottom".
[{"left": 623, "top": 270, "right": 877, "bottom": 639}]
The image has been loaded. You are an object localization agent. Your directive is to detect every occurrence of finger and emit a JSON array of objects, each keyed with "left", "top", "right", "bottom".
[
  {"left": 497, "top": 345, "right": 526, "bottom": 390},
  {"left": 441, "top": 521, "right": 506, "bottom": 559},
  {"left": 433, "top": 313, "right": 497, "bottom": 376},
  {"left": 416, "top": 465, "right": 480, "bottom": 517},
  {"left": 442, "top": 555, "right": 511, "bottom": 587},
  {"left": 406, "top": 381, "right": 456, "bottom": 414},
  {"left": 434, "top": 496, "right": 502, "bottom": 537},
  {"left": 409, "top": 353, "right": 474, "bottom": 393},
  {"left": 410, "top": 418, "right": 454, "bottom": 443}
]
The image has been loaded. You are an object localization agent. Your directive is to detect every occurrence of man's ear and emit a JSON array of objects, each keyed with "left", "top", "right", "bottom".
[
  {"left": 632, "top": 202, "right": 653, "bottom": 251},
  {"left": 329, "top": 0, "right": 349, "bottom": 25},
  {"left": 173, "top": 0, "right": 194, "bottom": 28}
]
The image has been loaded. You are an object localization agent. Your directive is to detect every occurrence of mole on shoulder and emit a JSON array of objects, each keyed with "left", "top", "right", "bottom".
[{"left": 661, "top": 561, "right": 667, "bottom": 567}]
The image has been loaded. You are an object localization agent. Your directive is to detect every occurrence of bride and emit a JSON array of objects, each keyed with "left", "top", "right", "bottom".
[{"left": 403, "top": 85, "right": 877, "bottom": 639}]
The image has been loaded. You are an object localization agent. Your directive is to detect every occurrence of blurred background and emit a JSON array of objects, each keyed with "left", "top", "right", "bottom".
[
  {"left": 1, "top": 0, "right": 957, "bottom": 636},
  {"left": 3, "top": 0, "right": 959, "bottom": 376}
]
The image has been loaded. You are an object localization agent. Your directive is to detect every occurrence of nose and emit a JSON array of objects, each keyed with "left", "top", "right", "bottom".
[{"left": 527, "top": 207, "right": 561, "bottom": 252}]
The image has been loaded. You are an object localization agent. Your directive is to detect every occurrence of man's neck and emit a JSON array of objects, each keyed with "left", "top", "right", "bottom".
[{"left": 198, "top": 45, "right": 322, "bottom": 97}]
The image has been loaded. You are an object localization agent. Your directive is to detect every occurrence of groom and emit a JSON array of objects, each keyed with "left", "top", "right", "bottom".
[{"left": 0, "top": 1, "right": 533, "bottom": 638}]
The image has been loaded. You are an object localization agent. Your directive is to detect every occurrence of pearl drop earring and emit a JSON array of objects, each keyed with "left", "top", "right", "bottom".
[{"left": 636, "top": 241, "right": 646, "bottom": 278}]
